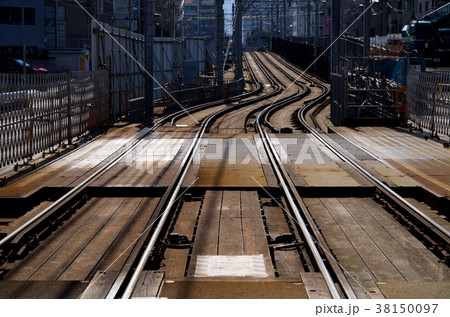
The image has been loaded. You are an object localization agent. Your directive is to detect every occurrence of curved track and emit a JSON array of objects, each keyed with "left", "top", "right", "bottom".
[{"left": 0, "top": 52, "right": 449, "bottom": 299}]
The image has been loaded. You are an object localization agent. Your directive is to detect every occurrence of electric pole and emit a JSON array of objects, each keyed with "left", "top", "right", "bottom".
[
  {"left": 145, "top": 0, "right": 154, "bottom": 123},
  {"left": 216, "top": 0, "right": 224, "bottom": 98},
  {"left": 364, "top": 0, "right": 370, "bottom": 71},
  {"left": 331, "top": 0, "right": 340, "bottom": 74},
  {"left": 314, "top": 0, "right": 319, "bottom": 75},
  {"left": 307, "top": 1, "right": 312, "bottom": 41},
  {"left": 236, "top": 0, "right": 243, "bottom": 84},
  {"left": 22, "top": 1, "right": 26, "bottom": 74},
  {"left": 282, "top": 0, "right": 286, "bottom": 40}
]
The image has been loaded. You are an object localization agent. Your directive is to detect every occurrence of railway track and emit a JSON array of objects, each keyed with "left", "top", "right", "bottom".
[
  {"left": 115, "top": 52, "right": 329, "bottom": 298},
  {"left": 0, "top": 52, "right": 293, "bottom": 297},
  {"left": 0, "top": 52, "right": 449, "bottom": 299},
  {"left": 266, "top": 53, "right": 450, "bottom": 262},
  {"left": 251, "top": 52, "right": 355, "bottom": 299}
]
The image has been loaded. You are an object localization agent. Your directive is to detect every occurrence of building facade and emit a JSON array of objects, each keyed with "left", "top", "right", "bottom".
[
  {"left": 182, "top": 0, "right": 217, "bottom": 38},
  {"left": 0, "top": 0, "right": 46, "bottom": 58}
]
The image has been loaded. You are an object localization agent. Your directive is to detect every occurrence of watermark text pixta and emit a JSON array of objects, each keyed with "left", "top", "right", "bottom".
[{"left": 122, "top": 137, "right": 326, "bottom": 174}]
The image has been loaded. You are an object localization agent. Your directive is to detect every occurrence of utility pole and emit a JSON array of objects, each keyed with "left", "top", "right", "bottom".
[
  {"left": 307, "top": 1, "right": 312, "bottom": 42},
  {"left": 145, "top": 0, "right": 154, "bottom": 123},
  {"left": 377, "top": 1, "right": 382, "bottom": 38},
  {"left": 160, "top": 0, "right": 164, "bottom": 36},
  {"left": 173, "top": 0, "right": 176, "bottom": 39},
  {"left": 364, "top": 0, "right": 371, "bottom": 71},
  {"left": 198, "top": 0, "right": 201, "bottom": 36},
  {"left": 331, "top": 0, "right": 342, "bottom": 126},
  {"left": 236, "top": 0, "right": 243, "bottom": 84},
  {"left": 314, "top": 0, "right": 319, "bottom": 75},
  {"left": 379, "top": 0, "right": 386, "bottom": 36},
  {"left": 92, "top": 0, "right": 100, "bottom": 71},
  {"left": 282, "top": 0, "right": 286, "bottom": 40},
  {"left": 270, "top": 3, "right": 274, "bottom": 50},
  {"left": 232, "top": 2, "right": 235, "bottom": 69},
  {"left": 280, "top": 0, "right": 286, "bottom": 55},
  {"left": 276, "top": 3, "right": 279, "bottom": 37},
  {"left": 129, "top": 0, "right": 132, "bottom": 31},
  {"left": 22, "top": 1, "right": 26, "bottom": 74},
  {"left": 56, "top": 0, "right": 59, "bottom": 48},
  {"left": 216, "top": 0, "right": 224, "bottom": 98},
  {"left": 331, "top": 0, "right": 340, "bottom": 74},
  {"left": 259, "top": 16, "right": 263, "bottom": 49}
]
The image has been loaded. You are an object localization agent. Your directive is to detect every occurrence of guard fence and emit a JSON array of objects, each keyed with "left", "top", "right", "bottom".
[
  {"left": 406, "top": 70, "right": 450, "bottom": 138},
  {"left": 0, "top": 71, "right": 109, "bottom": 168},
  {"left": 161, "top": 78, "right": 244, "bottom": 113},
  {"left": 330, "top": 69, "right": 400, "bottom": 126},
  {"left": 128, "top": 78, "right": 244, "bottom": 122},
  {"left": 146, "top": 78, "right": 243, "bottom": 114}
]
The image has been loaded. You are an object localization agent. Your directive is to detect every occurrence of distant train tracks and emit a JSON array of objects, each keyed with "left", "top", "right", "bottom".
[
  {"left": 266, "top": 52, "right": 450, "bottom": 262},
  {"left": 114, "top": 52, "right": 321, "bottom": 298},
  {"left": 0, "top": 53, "right": 298, "bottom": 297},
  {"left": 0, "top": 52, "right": 448, "bottom": 299},
  {"left": 0, "top": 55, "right": 267, "bottom": 265},
  {"left": 252, "top": 52, "right": 356, "bottom": 299}
]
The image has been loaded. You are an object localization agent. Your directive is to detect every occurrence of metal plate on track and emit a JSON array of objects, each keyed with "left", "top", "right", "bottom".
[{"left": 194, "top": 255, "right": 268, "bottom": 277}]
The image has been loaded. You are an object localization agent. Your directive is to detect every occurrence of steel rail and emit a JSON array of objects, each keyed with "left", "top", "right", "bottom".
[
  {"left": 0, "top": 78, "right": 263, "bottom": 251},
  {"left": 257, "top": 55, "right": 360, "bottom": 299},
  {"left": 116, "top": 53, "right": 292, "bottom": 299},
  {"left": 300, "top": 103, "right": 450, "bottom": 243},
  {"left": 253, "top": 52, "right": 355, "bottom": 297},
  {"left": 252, "top": 52, "right": 344, "bottom": 299},
  {"left": 118, "top": 52, "right": 316, "bottom": 298},
  {"left": 245, "top": 53, "right": 307, "bottom": 134},
  {"left": 169, "top": 54, "right": 263, "bottom": 126},
  {"left": 121, "top": 102, "right": 237, "bottom": 298},
  {"left": 259, "top": 54, "right": 311, "bottom": 132},
  {"left": 270, "top": 54, "right": 450, "bottom": 245},
  {"left": 242, "top": 52, "right": 283, "bottom": 133}
]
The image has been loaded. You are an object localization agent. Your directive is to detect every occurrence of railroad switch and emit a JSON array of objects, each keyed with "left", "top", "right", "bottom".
[
  {"left": 272, "top": 233, "right": 294, "bottom": 244},
  {"left": 165, "top": 233, "right": 190, "bottom": 248},
  {"left": 262, "top": 198, "right": 280, "bottom": 207},
  {"left": 280, "top": 127, "right": 293, "bottom": 133},
  {"left": 272, "top": 242, "right": 305, "bottom": 251}
]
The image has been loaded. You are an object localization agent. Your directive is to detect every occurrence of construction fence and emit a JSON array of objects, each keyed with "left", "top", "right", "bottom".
[
  {"left": 330, "top": 69, "right": 401, "bottom": 126},
  {"left": 93, "top": 22, "right": 145, "bottom": 122},
  {"left": 132, "top": 78, "right": 244, "bottom": 118},
  {"left": 93, "top": 21, "right": 216, "bottom": 121},
  {"left": 0, "top": 71, "right": 109, "bottom": 168},
  {"left": 407, "top": 70, "right": 450, "bottom": 137}
]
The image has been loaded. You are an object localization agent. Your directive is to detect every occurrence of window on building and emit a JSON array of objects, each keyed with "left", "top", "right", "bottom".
[
  {"left": 419, "top": 3, "right": 423, "bottom": 13},
  {"left": 0, "top": 6, "right": 35, "bottom": 25},
  {"left": 405, "top": 0, "right": 412, "bottom": 10},
  {"left": 0, "top": 6, "right": 22, "bottom": 24},
  {"left": 24, "top": 8, "right": 35, "bottom": 25},
  {"left": 425, "top": 1, "right": 430, "bottom": 12},
  {"left": 45, "top": 5, "right": 66, "bottom": 48}
]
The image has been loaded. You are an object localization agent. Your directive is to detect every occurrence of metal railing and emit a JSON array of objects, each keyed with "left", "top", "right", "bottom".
[
  {"left": 0, "top": 71, "right": 109, "bottom": 168},
  {"left": 406, "top": 70, "right": 450, "bottom": 137},
  {"left": 330, "top": 69, "right": 400, "bottom": 126},
  {"left": 157, "top": 78, "right": 244, "bottom": 114}
]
